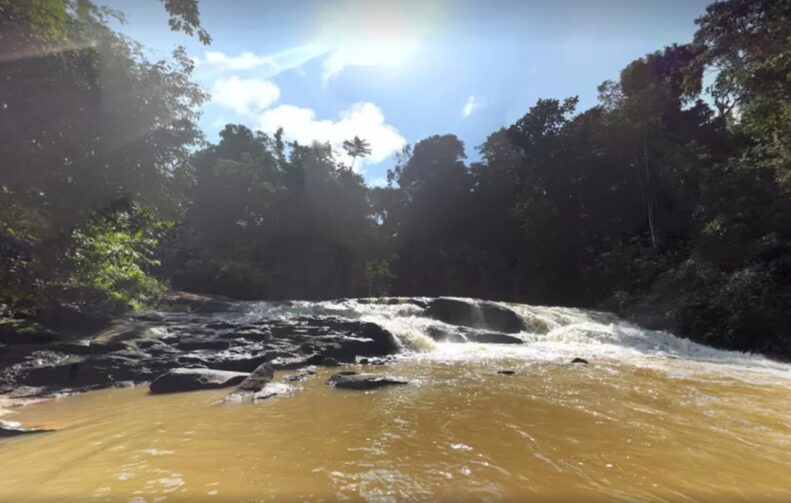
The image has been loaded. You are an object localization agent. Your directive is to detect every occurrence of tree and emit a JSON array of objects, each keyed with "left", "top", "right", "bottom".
[
  {"left": 0, "top": 0, "right": 207, "bottom": 318},
  {"left": 342, "top": 136, "right": 372, "bottom": 171}
]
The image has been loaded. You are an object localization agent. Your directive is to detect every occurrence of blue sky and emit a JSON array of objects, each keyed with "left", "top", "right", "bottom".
[{"left": 105, "top": 0, "right": 711, "bottom": 186}]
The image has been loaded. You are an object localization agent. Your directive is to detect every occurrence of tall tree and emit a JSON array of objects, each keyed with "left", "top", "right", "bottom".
[{"left": 342, "top": 136, "right": 372, "bottom": 171}]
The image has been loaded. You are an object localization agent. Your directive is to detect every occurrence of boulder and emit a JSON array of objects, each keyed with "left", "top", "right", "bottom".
[
  {"left": 233, "top": 363, "right": 274, "bottom": 394},
  {"left": 21, "top": 354, "right": 151, "bottom": 389},
  {"left": 326, "top": 372, "right": 408, "bottom": 390},
  {"left": 466, "top": 332, "right": 524, "bottom": 344},
  {"left": 149, "top": 368, "right": 247, "bottom": 394},
  {"left": 426, "top": 298, "right": 524, "bottom": 333},
  {"left": 426, "top": 326, "right": 467, "bottom": 343}
]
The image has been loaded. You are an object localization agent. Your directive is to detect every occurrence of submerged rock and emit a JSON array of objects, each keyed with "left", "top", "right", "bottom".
[
  {"left": 281, "top": 366, "right": 316, "bottom": 383},
  {"left": 426, "top": 298, "right": 524, "bottom": 333},
  {"left": 326, "top": 372, "right": 408, "bottom": 390},
  {"left": 252, "top": 382, "right": 293, "bottom": 402},
  {"left": 497, "top": 370, "right": 516, "bottom": 376},
  {"left": 0, "top": 420, "right": 55, "bottom": 438},
  {"left": 571, "top": 358, "right": 589, "bottom": 365},
  {"left": 149, "top": 368, "right": 248, "bottom": 394}
]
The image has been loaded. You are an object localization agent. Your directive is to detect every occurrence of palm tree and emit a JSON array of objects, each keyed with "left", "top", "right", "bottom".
[{"left": 342, "top": 136, "right": 372, "bottom": 171}]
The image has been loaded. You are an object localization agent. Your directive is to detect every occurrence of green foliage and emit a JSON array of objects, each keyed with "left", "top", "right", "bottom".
[
  {"left": 0, "top": 0, "right": 205, "bottom": 322},
  {"left": 56, "top": 206, "right": 168, "bottom": 311},
  {"left": 365, "top": 259, "right": 394, "bottom": 297}
]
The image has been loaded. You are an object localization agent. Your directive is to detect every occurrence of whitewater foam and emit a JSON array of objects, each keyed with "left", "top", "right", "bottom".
[{"left": 236, "top": 297, "right": 791, "bottom": 380}]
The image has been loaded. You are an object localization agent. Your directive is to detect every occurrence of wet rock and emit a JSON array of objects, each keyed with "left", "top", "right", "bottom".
[
  {"left": 175, "top": 339, "right": 231, "bottom": 351},
  {"left": 205, "top": 354, "right": 270, "bottom": 372},
  {"left": 233, "top": 363, "right": 274, "bottom": 394},
  {"left": 269, "top": 354, "right": 318, "bottom": 370},
  {"left": 252, "top": 382, "right": 293, "bottom": 402},
  {"left": 426, "top": 326, "right": 467, "bottom": 343},
  {"left": 571, "top": 357, "right": 589, "bottom": 365},
  {"left": 0, "top": 420, "right": 55, "bottom": 438},
  {"left": 497, "top": 370, "right": 516, "bottom": 376},
  {"left": 131, "top": 312, "right": 166, "bottom": 323},
  {"left": 320, "top": 357, "right": 343, "bottom": 367},
  {"left": 206, "top": 321, "right": 237, "bottom": 330},
  {"left": 426, "top": 298, "right": 524, "bottom": 333},
  {"left": 219, "top": 328, "right": 271, "bottom": 342},
  {"left": 159, "top": 291, "right": 236, "bottom": 314},
  {"left": 0, "top": 320, "right": 60, "bottom": 345},
  {"left": 281, "top": 366, "right": 317, "bottom": 383},
  {"left": 466, "top": 332, "right": 524, "bottom": 344},
  {"left": 21, "top": 354, "right": 151, "bottom": 389},
  {"left": 326, "top": 373, "right": 408, "bottom": 390},
  {"left": 149, "top": 368, "right": 248, "bottom": 394}
]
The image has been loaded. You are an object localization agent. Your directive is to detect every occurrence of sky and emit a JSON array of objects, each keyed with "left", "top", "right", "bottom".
[{"left": 104, "top": 0, "right": 711, "bottom": 186}]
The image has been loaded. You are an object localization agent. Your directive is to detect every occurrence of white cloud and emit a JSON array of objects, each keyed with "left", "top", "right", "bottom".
[
  {"left": 204, "top": 51, "right": 274, "bottom": 71},
  {"left": 463, "top": 95, "right": 484, "bottom": 118},
  {"left": 200, "top": 45, "right": 328, "bottom": 79},
  {"left": 212, "top": 76, "right": 281, "bottom": 115},
  {"left": 257, "top": 102, "right": 406, "bottom": 169},
  {"left": 369, "top": 177, "right": 388, "bottom": 188}
]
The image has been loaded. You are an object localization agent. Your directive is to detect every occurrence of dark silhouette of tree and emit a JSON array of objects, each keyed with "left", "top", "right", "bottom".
[{"left": 342, "top": 136, "right": 372, "bottom": 171}]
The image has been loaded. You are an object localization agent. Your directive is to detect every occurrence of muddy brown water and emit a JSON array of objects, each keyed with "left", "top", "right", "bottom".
[{"left": 2, "top": 353, "right": 791, "bottom": 502}]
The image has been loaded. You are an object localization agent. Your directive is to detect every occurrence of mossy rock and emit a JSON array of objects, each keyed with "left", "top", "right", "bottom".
[{"left": 0, "top": 318, "right": 59, "bottom": 345}]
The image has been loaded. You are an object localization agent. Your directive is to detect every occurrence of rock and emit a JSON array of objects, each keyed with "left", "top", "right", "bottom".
[
  {"left": 497, "top": 370, "right": 516, "bottom": 376},
  {"left": 159, "top": 291, "right": 236, "bottom": 314},
  {"left": 320, "top": 357, "right": 342, "bottom": 367},
  {"left": 20, "top": 354, "right": 151, "bottom": 389},
  {"left": 149, "top": 368, "right": 248, "bottom": 394},
  {"left": 175, "top": 339, "right": 231, "bottom": 351},
  {"left": 326, "top": 373, "right": 408, "bottom": 390},
  {"left": 0, "top": 420, "right": 55, "bottom": 438},
  {"left": 466, "top": 332, "right": 524, "bottom": 344},
  {"left": 253, "top": 382, "right": 293, "bottom": 402},
  {"left": 281, "top": 366, "right": 317, "bottom": 383},
  {"left": 426, "top": 298, "right": 524, "bottom": 333},
  {"left": 205, "top": 354, "right": 270, "bottom": 372},
  {"left": 0, "top": 320, "right": 60, "bottom": 345},
  {"left": 131, "top": 312, "right": 166, "bottom": 323},
  {"left": 269, "top": 354, "right": 319, "bottom": 370},
  {"left": 426, "top": 326, "right": 467, "bottom": 343},
  {"left": 206, "top": 321, "right": 237, "bottom": 330},
  {"left": 571, "top": 357, "right": 589, "bottom": 365},
  {"left": 233, "top": 363, "right": 274, "bottom": 394}
]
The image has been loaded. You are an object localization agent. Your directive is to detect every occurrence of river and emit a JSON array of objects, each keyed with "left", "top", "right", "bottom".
[{"left": 1, "top": 299, "right": 790, "bottom": 501}]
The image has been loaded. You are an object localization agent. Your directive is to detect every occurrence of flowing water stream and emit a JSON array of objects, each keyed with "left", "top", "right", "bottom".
[{"left": 1, "top": 299, "right": 791, "bottom": 502}]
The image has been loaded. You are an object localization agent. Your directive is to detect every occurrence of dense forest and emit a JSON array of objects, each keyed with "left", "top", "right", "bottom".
[{"left": 2, "top": 0, "right": 790, "bottom": 358}]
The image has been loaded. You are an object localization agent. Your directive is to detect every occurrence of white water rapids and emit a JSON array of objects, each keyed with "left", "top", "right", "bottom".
[{"left": 237, "top": 297, "right": 791, "bottom": 382}]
